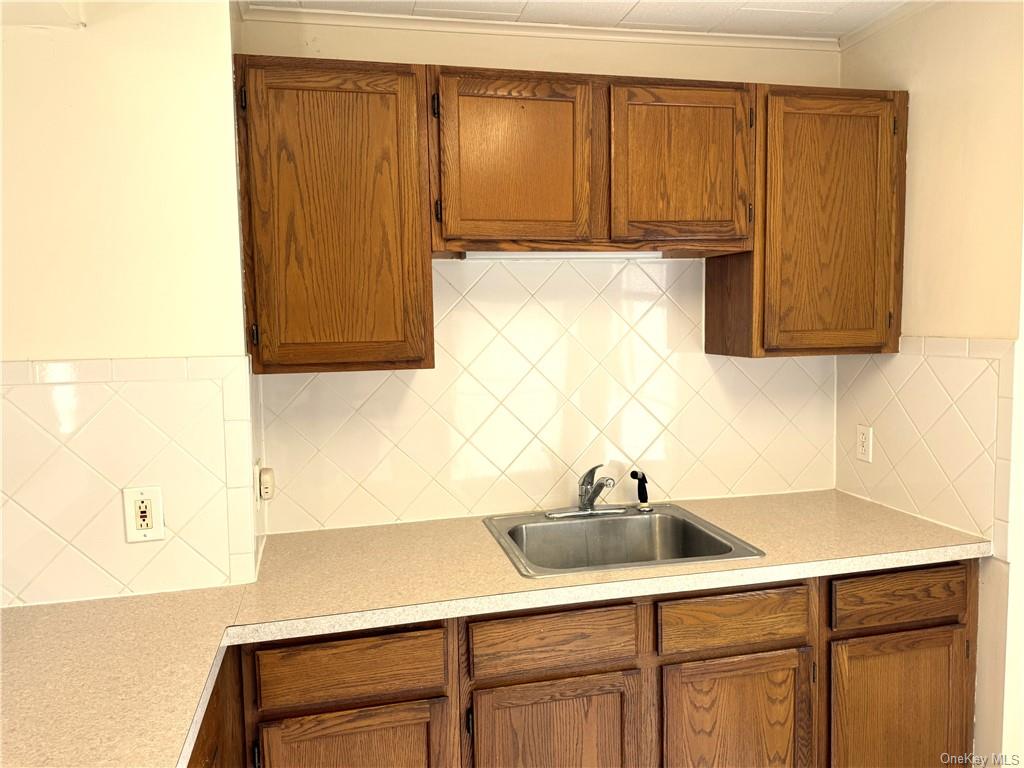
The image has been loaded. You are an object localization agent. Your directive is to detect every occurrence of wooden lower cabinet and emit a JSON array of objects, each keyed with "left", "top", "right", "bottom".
[
  {"left": 831, "top": 625, "right": 969, "bottom": 768},
  {"left": 187, "top": 648, "right": 244, "bottom": 768},
  {"left": 663, "top": 649, "right": 813, "bottom": 767},
  {"left": 473, "top": 671, "right": 641, "bottom": 768},
  {"left": 259, "top": 698, "right": 450, "bottom": 768},
  {"left": 228, "top": 564, "right": 977, "bottom": 768}
]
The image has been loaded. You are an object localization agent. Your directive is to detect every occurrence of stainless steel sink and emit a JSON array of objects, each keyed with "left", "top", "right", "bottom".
[{"left": 484, "top": 503, "right": 764, "bottom": 578}]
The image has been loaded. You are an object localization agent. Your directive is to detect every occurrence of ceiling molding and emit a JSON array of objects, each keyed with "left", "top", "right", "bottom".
[
  {"left": 839, "top": 1, "right": 933, "bottom": 51},
  {"left": 236, "top": 3, "right": 842, "bottom": 52}
]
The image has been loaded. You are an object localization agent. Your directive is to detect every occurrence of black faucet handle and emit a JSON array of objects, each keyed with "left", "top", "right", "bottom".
[{"left": 630, "top": 470, "right": 648, "bottom": 504}]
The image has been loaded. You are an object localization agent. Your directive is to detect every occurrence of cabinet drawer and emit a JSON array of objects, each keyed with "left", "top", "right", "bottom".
[
  {"left": 255, "top": 628, "right": 446, "bottom": 710},
  {"left": 469, "top": 605, "right": 638, "bottom": 680},
  {"left": 659, "top": 586, "right": 809, "bottom": 655},
  {"left": 831, "top": 565, "right": 967, "bottom": 631}
]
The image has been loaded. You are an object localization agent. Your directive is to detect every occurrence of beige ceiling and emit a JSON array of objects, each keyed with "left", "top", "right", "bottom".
[{"left": 243, "top": 0, "right": 906, "bottom": 41}]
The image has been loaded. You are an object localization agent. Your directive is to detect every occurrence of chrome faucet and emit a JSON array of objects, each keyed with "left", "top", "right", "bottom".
[{"left": 578, "top": 464, "right": 615, "bottom": 511}]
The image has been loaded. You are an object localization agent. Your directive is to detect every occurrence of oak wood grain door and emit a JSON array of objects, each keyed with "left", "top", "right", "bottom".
[
  {"left": 663, "top": 648, "right": 814, "bottom": 768},
  {"left": 245, "top": 61, "right": 432, "bottom": 368},
  {"left": 611, "top": 84, "right": 753, "bottom": 240},
  {"left": 259, "top": 698, "right": 450, "bottom": 768},
  {"left": 763, "top": 93, "right": 897, "bottom": 350},
  {"left": 831, "top": 626, "right": 968, "bottom": 768},
  {"left": 473, "top": 670, "right": 641, "bottom": 767},
  {"left": 438, "top": 72, "right": 597, "bottom": 241}
]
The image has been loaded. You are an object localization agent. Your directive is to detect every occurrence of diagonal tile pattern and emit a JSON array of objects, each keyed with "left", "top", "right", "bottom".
[
  {"left": 261, "top": 259, "right": 836, "bottom": 533},
  {"left": 836, "top": 337, "right": 1012, "bottom": 541},
  {"left": 1, "top": 356, "right": 256, "bottom": 606}
]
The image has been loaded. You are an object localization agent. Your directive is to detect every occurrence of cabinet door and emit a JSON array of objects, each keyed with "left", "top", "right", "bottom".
[
  {"left": 663, "top": 648, "right": 813, "bottom": 768},
  {"left": 764, "top": 93, "right": 896, "bottom": 350},
  {"left": 439, "top": 72, "right": 596, "bottom": 241},
  {"left": 474, "top": 670, "right": 641, "bottom": 767},
  {"left": 611, "top": 84, "right": 753, "bottom": 240},
  {"left": 245, "top": 62, "right": 431, "bottom": 368},
  {"left": 832, "top": 626, "right": 968, "bottom": 768},
  {"left": 259, "top": 698, "right": 450, "bottom": 768}
]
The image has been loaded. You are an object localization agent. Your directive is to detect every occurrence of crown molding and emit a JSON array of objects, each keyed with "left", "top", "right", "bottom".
[
  {"left": 839, "top": 1, "right": 934, "bottom": 51},
  {"left": 236, "top": 3, "right": 842, "bottom": 52}
]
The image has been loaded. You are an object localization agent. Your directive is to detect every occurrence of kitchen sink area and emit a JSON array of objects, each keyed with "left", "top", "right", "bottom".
[
  {"left": 2, "top": 1, "right": 1015, "bottom": 765},
  {"left": 484, "top": 504, "right": 765, "bottom": 577}
]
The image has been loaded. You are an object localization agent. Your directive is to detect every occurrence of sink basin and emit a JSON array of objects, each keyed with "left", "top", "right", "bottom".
[{"left": 484, "top": 504, "right": 764, "bottom": 578}]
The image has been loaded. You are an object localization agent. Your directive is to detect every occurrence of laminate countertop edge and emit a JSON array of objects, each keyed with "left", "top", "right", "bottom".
[{"left": 220, "top": 539, "right": 992, "bottom": 645}]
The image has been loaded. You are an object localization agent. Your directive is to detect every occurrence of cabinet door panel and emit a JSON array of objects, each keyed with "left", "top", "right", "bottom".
[
  {"left": 439, "top": 73, "right": 595, "bottom": 240},
  {"left": 474, "top": 671, "right": 641, "bottom": 767},
  {"left": 831, "top": 626, "right": 968, "bottom": 767},
  {"left": 260, "top": 698, "right": 449, "bottom": 768},
  {"left": 663, "top": 648, "right": 813, "bottom": 768},
  {"left": 246, "top": 63, "right": 431, "bottom": 366},
  {"left": 611, "top": 84, "right": 752, "bottom": 240},
  {"left": 764, "top": 94, "right": 895, "bottom": 350}
]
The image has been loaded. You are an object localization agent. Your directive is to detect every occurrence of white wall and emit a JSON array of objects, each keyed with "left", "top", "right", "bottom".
[
  {"left": 1000, "top": 221, "right": 1024, "bottom": 757},
  {"left": 234, "top": 13, "right": 840, "bottom": 85},
  {"left": 841, "top": 1, "right": 1024, "bottom": 341},
  {"left": 1, "top": 2, "right": 258, "bottom": 606},
  {"left": 839, "top": 3, "right": 1023, "bottom": 753},
  {"left": 2, "top": 2, "right": 245, "bottom": 360}
]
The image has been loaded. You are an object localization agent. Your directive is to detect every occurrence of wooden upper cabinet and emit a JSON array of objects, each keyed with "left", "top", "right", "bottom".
[
  {"left": 763, "top": 92, "right": 898, "bottom": 350},
  {"left": 831, "top": 626, "right": 968, "bottom": 767},
  {"left": 242, "top": 58, "right": 432, "bottom": 371},
  {"left": 663, "top": 649, "right": 814, "bottom": 768},
  {"left": 473, "top": 671, "right": 641, "bottom": 767},
  {"left": 703, "top": 86, "right": 906, "bottom": 357},
  {"left": 260, "top": 698, "right": 450, "bottom": 768},
  {"left": 438, "top": 71, "right": 600, "bottom": 241},
  {"left": 611, "top": 83, "right": 753, "bottom": 241}
]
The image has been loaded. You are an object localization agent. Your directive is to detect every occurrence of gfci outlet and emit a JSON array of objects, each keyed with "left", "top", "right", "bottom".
[
  {"left": 123, "top": 486, "right": 165, "bottom": 542},
  {"left": 856, "top": 425, "right": 874, "bottom": 463}
]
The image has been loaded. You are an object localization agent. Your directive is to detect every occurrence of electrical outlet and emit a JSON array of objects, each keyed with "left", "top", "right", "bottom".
[
  {"left": 856, "top": 425, "right": 874, "bottom": 463},
  {"left": 123, "top": 486, "right": 165, "bottom": 542}
]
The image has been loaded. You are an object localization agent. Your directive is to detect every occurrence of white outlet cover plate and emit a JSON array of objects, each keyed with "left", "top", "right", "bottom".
[
  {"left": 856, "top": 425, "right": 874, "bottom": 463},
  {"left": 123, "top": 486, "right": 165, "bottom": 542}
]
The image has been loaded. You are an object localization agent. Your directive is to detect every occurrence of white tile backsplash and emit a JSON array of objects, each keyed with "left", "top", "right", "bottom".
[
  {"left": 836, "top": 338, "right": 1014, "bottom": 558},
  {"left": 6, "top": 273, "right": 1012, "bottom": 608},
  {"left": 1, "top": 355, "right": 256, "bottom": 606},
  {"left": 260, "top": 260, "right": 836, "bottom": 532}
]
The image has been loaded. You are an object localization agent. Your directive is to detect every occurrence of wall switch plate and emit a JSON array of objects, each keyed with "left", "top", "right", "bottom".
[
  {"left": 123, "top": 486, "right": 165, "bottom": 542},
  {"left": 856, "top": 425, "right": 874, "bottom": 463}
]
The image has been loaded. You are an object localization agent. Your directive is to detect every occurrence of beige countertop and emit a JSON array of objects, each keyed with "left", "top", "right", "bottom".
[
  {"left": 1, "top": 586, "right": 245, "bottom": 768},
  {"left": 0, "top": 490, "right": 991, "bottom": 767}
]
